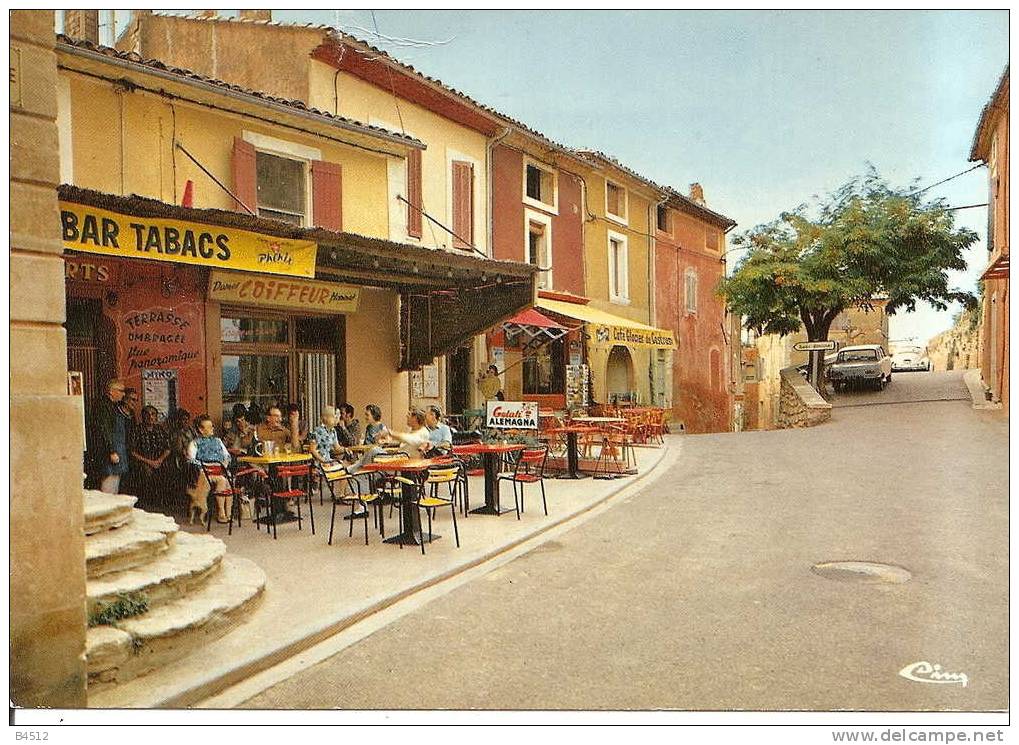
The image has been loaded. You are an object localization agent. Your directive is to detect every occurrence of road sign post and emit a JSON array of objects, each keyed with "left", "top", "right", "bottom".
[{"left": 793, "top": 340, "right": 838, "bottom": 391}]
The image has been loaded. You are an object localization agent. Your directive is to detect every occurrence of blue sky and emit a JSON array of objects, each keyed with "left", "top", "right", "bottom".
[{"left": 104, "top": 10, "right": 1008, "bottom": 343}]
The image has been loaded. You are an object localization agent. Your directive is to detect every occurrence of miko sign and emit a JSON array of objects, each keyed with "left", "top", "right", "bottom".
[
  {"left": 486, "top": 401, "right": 539, "bottom": 430},
  {"left": 793, "top": 340, "right": 838, "bottom": 352}
]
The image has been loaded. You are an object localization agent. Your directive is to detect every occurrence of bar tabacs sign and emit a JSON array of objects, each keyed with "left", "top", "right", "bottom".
[
  {"left": 486, "top": 401, "right": 539, "bottom": 430},
  {"left": 592, "top": 323, "right": 677, "bottom": 350},
  {"left": 59, "top": 201, "right": 317, "bottom": 278}
]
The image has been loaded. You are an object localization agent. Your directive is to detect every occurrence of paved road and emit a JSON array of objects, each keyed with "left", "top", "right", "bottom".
[
  {"left": 242, "top": 370, "right": 1007, "bottom": 711},
  {"left": 832, "top": 369, "right": 970, "bottom": 408}
]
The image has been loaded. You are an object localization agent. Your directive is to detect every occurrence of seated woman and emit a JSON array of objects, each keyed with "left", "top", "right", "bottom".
[
  {"left": 222, "top": 403, "right": 256, "bottom": 457},
  {"left": 362, "top": 404, "right": 387, "bottom": 445},
  {"left": 308, "top": 405, "right": 344, "bottom": 464},
  {"left": 187, "top": 414, "right": 234, "bottom": 524},
  {"left": 129, "top": 405, "right": 170, "bottom": 508}
]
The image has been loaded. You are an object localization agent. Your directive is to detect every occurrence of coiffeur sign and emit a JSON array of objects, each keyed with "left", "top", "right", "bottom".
[
  {"left": 58, "top": 201, "right": 317, "bottom": 278},
  {"left": 207, "top": 270, "right": 359, "bottom": 313},
  {"left": 486, "top": 401, "right": 539, "bottom": 430},
  {"left": 591, "top": 323, "right": 677, "bottom": 350}
]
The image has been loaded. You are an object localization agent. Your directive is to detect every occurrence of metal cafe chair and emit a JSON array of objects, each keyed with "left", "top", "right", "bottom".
[
  {"left": 198, "top": 461, "right": 242, "bottom": 536},
  {"left": 404, "top": 464, "right": 462, "bottom": 556},
  {"left": 259, "top": 462, "right": 314, "bottom": 540},
  {"left": 318, "top": 460, "right": 382, "bottom": 546},
  {"left": 497, "top": 445, "right": 550, "bottom": 520}
]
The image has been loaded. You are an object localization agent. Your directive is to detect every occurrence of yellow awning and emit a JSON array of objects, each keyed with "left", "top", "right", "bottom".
[{"left": 536, "top": 298, "right": 677, "bottom": 350}]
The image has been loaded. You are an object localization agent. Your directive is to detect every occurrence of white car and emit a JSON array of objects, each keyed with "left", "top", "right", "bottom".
[
  {"left": 827, "top": 345, "right": 893, "bottom": 391},
  {"left": 891, "top": 345, "right": 931, "bottom": 372}
]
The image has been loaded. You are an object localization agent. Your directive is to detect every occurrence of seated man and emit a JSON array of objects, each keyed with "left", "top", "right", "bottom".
[
  {"left": 422, "top": 405, "right": 453, "bottom": 457},
  {"left": 187, "top": 414, "right": 234, "bottom": 524},
  {"left": 256, "top": 405, "right": 297, "bottom": 452}
]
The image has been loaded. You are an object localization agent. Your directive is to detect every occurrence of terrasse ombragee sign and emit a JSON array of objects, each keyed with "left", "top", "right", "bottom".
[
  {"left": 208, "top": 270, "right": 360, "bottom": 313},
  {"left": 58, "top": 201, "right": 318, "bottom": 278},
  {"left": 486, "top": 401, "right": 539, "bottom": 430}
]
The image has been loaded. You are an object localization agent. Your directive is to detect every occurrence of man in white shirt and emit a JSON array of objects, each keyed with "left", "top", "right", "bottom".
[{"left": 385, "top": 409, "right": 431, "bottom": 457}]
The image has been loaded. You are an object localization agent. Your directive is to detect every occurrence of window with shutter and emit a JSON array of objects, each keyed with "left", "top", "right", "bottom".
[
  {"left": 231, "top": 137, "right": 258, "bottom": 215},
  {"left": 451, "top": 160, "right": 474, "bottom": 249},
  {"left": 311, "top": 160, "right": 342, "bottom": 231},
  {"left": 407, "top": 149, "right": 423, "bottom": 238}
]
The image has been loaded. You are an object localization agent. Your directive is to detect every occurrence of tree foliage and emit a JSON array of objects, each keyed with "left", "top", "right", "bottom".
[{"left": 719, "top": 169, "right": 978, "bottom": 340}]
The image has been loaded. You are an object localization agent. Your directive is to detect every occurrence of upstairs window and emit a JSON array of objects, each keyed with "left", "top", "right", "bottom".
[
  {"left": 684, "top": 269, "right": 698, "bottom": 313},
  {"left": 525, "top": 210, "right": 552, "bottom": 290},
  {"left": 256, "top": 151, "right": 307, "bottom": 226},
  {"left": 608, "top": 231, "right": 629, "bottom": 303},
  {"left": 606, "top": 181, "right": 627, "bottom": 223},
  {"left": 524, "top": 159, "right": 557, "bottom": 211},
  {"left": 706, "top": 229, "right": 720, "bottom": 251},
  {"left": 656, "top": 204, "right": 671, "bottom": 233},
  {"left": 451, "top": 160, "right": 475, "bottom": 249}
]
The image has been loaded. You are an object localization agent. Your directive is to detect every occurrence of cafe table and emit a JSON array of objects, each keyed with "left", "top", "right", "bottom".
[
  {"left": 452, "top": 443, "right": 525, "bottom": 515},
  {"left": 358, "top": 458, "right": 436, "bottom": 546},
  {"left": 544, "top": 426, "right": 599, "bottom": 480},
  {"left": 238, "top": 452, "right": 314, "bottom": 527}
]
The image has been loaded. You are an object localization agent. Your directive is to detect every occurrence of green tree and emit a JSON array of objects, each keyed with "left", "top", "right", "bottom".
[{"left": 719, "top": 170, "right": 978, "bottom": 341}]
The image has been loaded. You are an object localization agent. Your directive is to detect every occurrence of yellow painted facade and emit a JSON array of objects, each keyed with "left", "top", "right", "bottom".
[
  {"left": 308, "top": 60, "right": 491, "bottom": 255},
  {"left": 62, "top": 69, "right": 392, "bottom": 240},
  {"left": 57, "top": 45, "right": 418, "bottom": 428},
  {"left": 574, "top": 159, "right": 661, "bottom": 405}
]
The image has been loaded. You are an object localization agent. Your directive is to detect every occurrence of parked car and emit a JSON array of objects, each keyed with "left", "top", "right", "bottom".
[
  {"left": 827, "top": 344, "right": 893, "bottom": 391},
  {"left": 891, "top": 344, "right": 931, "bottom": 372}
]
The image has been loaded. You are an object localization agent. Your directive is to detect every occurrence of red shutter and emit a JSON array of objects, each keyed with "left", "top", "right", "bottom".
[
  {"left": 451, "top": 160, "right": 473, "bottom": 249},
  {"left": 312, "top": 160, "right": 343, "bottom": 231},
  {"left": 407, "top": 149, "right": 423, "bottom": 238},
  {"left": 231, "top": 137, "right": 257, "bottom": 214}
]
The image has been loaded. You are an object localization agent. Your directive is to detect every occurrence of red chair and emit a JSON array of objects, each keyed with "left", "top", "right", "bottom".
[
  {"left": 260, "top": 462, "right": 314, "bottom": 539},
  {"left": 198, "top": 461, "right": 243, "bottom": 535},
  {"left": 497, "top": 446, "right": 549, "bottom": 520}
]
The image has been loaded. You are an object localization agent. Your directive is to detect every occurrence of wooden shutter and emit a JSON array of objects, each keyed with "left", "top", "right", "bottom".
[
  {"left": 312, "top": 160, "right": 343, "bottom": 231},
  {"left": 407, "top": 149, "right": 423, "bottom": 238},
  {"left": 451, "top": 160, "right": 473, "bottom": 249},
  {"left": 231, "top": 137, "right": 257, "bottom": 215}
]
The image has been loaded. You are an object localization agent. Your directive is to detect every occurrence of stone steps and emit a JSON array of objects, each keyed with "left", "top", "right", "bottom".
[
  {"left": 86, "top": 509, "right": 179, "bottom": 578},
  {"left": 86, "top": 554, "right": 266, "bottom": 690},
  {"left": 86, "top": 531, "right": 226, "bottom": 616},
  {"left": 84, "top": 490, "right": 137, "bottom": 535}
]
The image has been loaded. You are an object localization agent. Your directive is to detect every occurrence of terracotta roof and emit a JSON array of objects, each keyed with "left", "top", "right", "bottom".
[
  {"left": 663, "top": 188, "right": 737, "bottom": 230},
  {"left": 129, "top": 13, "right": 737, "bottom": 228},
  {"left": 57, "top": 184, "right": 538, "bottom": 282},
  {"left": 970, "top": 65, "right": 1009, "bottom": 162},
  {"left": 55, "top": 33, "right": 424, "bottom": 150}
]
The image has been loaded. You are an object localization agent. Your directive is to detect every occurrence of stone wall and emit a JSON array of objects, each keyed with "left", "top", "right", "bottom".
[
  {"left": 10, "top": 10, "right": 88, "bottom": 707},
  {"left": 777, "top": 366, "right": 832, "bottom": 429}
]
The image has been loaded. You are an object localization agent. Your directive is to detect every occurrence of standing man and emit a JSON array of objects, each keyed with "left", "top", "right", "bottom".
[{"left": 96, "top": 379, "right": 130, "bottom": 493}]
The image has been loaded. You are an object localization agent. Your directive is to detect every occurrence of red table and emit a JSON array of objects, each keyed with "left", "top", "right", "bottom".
[
  {"left": 452, "top": 443, "right": 524, "bottom": 515},
  {"left": 359, "top": 458, "right": 436, "bottom": 546}
]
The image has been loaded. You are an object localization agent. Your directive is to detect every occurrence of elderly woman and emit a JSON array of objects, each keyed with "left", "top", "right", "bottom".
[
  {"left": 308, "top": 405, "right": 344, "bottom": 464},
  {"left": 129, "top": 405, "right": 170, "bottom": 507}
]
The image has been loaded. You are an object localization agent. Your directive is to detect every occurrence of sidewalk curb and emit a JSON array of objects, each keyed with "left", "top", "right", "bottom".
[
  {"left": 95, "top": 442, "right": 675, "bottom": 709},
  {"left": 963, "top": 369, "right": 1002, "bottom": 410}
]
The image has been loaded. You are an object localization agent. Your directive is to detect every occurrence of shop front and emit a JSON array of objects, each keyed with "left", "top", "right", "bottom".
[
  {"left": 534, "top": 296, "right": 677, "bottom": 408},
  {"left": 60, "top": 186, "right": 538, "bottom": 458}
]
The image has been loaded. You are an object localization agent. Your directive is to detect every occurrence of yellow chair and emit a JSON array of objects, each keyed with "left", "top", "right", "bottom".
[
  {"left": 404, "top": 465, "right": 461, "bottom": 555},
  {"left": 319, "top": 461, "right": 380, "bottom": 546}
]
